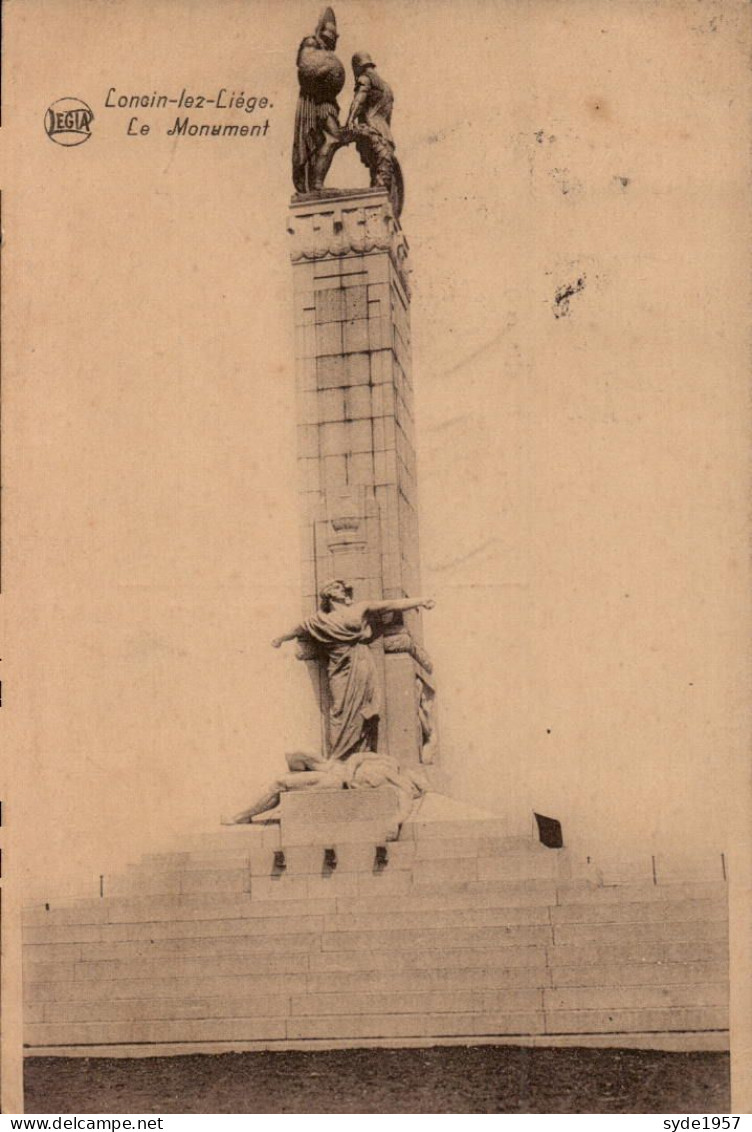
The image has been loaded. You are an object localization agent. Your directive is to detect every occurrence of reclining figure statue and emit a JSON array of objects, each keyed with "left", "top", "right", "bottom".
[
  {"left": 222, "top": 749, "right": 428, "bottom": 841},
  {"left": 221, "top": 579, "right": 435, "bottom": 839}
]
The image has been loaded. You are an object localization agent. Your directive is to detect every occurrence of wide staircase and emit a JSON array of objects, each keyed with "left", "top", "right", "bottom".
[{"left": 22, "top": 793, "right": 729, "bottom": 1055}]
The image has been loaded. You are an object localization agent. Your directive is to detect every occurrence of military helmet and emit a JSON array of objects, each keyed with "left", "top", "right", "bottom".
[
  {"left": 315, "top": 6, "right": 338, "bottom": 41},
  {"left": 352, "top": 51, "right": 376, "bottom": 72}
]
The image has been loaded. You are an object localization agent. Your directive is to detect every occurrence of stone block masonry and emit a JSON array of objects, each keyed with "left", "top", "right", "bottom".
[{"left": 22, "top": 795, "right": 728, "bottom": 1056}]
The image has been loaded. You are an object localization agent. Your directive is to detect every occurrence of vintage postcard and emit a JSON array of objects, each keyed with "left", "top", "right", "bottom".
[{"left": 0, "top": 0, "right": 749, "bottom": 1115}]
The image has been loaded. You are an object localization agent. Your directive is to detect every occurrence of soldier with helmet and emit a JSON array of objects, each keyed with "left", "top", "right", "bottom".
[{"left": 345, "top": 50, "right": 404, "bottom": 217}]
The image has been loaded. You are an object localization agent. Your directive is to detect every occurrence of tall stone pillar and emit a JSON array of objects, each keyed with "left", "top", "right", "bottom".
[{"left": 288, "top": 187, "right": 437, "bottom": 772}]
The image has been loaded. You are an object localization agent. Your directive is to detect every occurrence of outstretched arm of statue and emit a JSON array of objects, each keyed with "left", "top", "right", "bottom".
[
  {"left": 271, "top": 624, "right": 306, "bottom": 648},
  {"left": 361, "top": 596, "right": 435, "bottom": 616}
]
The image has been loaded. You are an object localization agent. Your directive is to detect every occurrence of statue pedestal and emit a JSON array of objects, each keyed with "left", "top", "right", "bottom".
[
  {"left": 289, "top": 187, "right": 436, "bottom": 772},
  {"left": 277, "top": 786, "right": 402, "bottom": 846},
  {"left": 22, "top": 795, "right": 728, "bottom": 1054}
]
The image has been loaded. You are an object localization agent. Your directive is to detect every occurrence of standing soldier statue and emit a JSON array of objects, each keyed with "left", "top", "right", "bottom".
[
  {"left": 345, "top": 50, "right": 404, "bottom": 217},
  {"left": 292, "top": 7, "right": 346, "bottom": 193}
]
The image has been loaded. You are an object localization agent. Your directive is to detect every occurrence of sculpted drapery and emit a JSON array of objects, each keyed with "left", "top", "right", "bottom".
[
  {"left": 292, "top": 7, "right": 345, "bottom": 194},
  {"left": 272, "top": 580, "right": 434, "bottom": 762},
  {"left": 299, "top": 603, "right": 380, "bottom": 761}
]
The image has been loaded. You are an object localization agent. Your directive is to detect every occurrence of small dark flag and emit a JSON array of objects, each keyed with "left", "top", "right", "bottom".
[{"left": 534, "top": 812, "right": 563, "bottom": 849}]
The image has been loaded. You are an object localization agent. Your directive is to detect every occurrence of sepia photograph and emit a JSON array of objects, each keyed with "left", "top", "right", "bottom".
[{"left": 1, "top": 0, "right": 749, "bottom": 1115}]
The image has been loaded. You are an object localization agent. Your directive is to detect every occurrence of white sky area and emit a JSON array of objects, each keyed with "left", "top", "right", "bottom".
[{"left": 3, "top": 0, "right": 748, "bottom": 902}]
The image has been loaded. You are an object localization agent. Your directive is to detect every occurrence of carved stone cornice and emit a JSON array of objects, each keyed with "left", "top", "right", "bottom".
[{"left": 288, "top": 187, "right": 410, "bottom": 298}]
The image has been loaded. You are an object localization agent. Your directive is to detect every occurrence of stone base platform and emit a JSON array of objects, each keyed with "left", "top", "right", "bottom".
[
  {"left": 25, "top": 1031, "right": 729, "bottom": 1059},
  {"left": 275, "top": 786, "right": 403, "bottom": 846},
  {"left": 22, "top": 792, "right": 729, "bottom": 1056}
]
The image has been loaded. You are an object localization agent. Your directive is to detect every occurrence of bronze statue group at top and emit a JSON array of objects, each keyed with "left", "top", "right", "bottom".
[{"left": 292, "top": 6, "right": 404, "bottom": 218}]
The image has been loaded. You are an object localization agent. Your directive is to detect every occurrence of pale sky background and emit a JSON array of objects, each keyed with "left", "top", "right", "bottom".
[{"left": 2, "top": 0, "right": 749, "bottom": 902}]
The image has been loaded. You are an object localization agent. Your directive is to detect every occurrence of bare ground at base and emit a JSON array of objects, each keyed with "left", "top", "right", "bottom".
[{"left": 24, "top": 1046, "right": 730, "bottom": 1114}]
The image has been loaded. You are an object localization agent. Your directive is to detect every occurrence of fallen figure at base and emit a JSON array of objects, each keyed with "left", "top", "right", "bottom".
[{"left": 221, "top": 749, "right": 427, "bottom": 841}]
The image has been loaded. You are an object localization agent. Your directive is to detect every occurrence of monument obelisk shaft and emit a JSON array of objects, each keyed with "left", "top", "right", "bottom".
[{"left": 288, "top": 188, "right": 436, "bottom": 771}]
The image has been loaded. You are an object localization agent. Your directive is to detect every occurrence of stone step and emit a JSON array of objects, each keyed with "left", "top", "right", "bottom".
[
  {"left": 249, "top": 871, "right": 414, "bottom": 902},
  {"left": 24, "top": 950, "right": 317, "bottom": 985},
  {"left": 192, "top": 827, "right": 281, "bottom": 852},
  {"left": 23, "top": 880, "right": 727, "bottom": 932},
  {"left": 140, "top": 853, "right": 251, "bottom": 871},
  {"left": 554, "top": 880, "right": 727, "bottom": 905},
  {"left": 304, "top": 966, "right": 553, "bottom": 995},
  {"left": 317, "top": 899, "right": 726, "bottom": 936},
  {"left": 143, "top": 836, "right": 553, "bottom": 869},
  {"left": 313, "top": 967, "right": 723, "bottom": 998},
  {"left": 23, "top": 931, "right": 728, "bottom": 986},
  {"left": 24, "top": 884, "right": 553, "bottom": 932},
  {"left": 406, "top": 879, "right": 728, "bottom": 904},
  {"left": 25, "top": 930, "right": 322, "bottom": 965},
  {"left": 25, "top": 1018, "right": 289, "bottom": 1047},
  {"left": 543, "top": 1006, "right": 728, "bottom": 1034},
  {"left": 23, "top": 877, "right": 590, "bottom": 928},
  {"left": 25, "top": 964, "right": 555, "bottom": 1007},
  {"left": 319, "top": 924, "right": 554, "bottom": 953},
  {"left": 401, "top": 820, "right": 517, "bottom": 841},
  {"left": 25, "top": 904, "right": 556, "bottom": 947},
  {"left": 550, "top": 960, "right": 728, "bottom": 988},
  {"left": 137, "top": 845, "right": 410, "bottom": 878},
  {"left": 25, "top": 959, "right": 727, "bottom": 1013},
  {"left": 549, "top": 898, "right": 727, "bottom": 925},
  {"left": 410, "top": 837, "right": 553, "bottom": 860},
  {"left": 33, "top": 993, "right": 292, "bottom": 1024},
  {"left": 24, "top": 902, "right": 110, "bottom": 928},
  {"left": 24, "top": 1012, "right": 557, "bottom": 1047},
  {"left": 25, "top": 923, "right": 104, "bottom": 945},
  {"left": 408, "top": 856, "right": 560, "bottom": 883},
  {"left": 25, "top": 1003, "right": 728, "bottom": 1049},
  {"left": 26, "top": 944, "right": 554, "bottom": 986},
  {"left": 25, "top": 972, "right": 311, "bottom": 1004},
  {"left": 552, "top": 920, "right": 728, "bottom": 946},
  {"left": 320, "top": 885, "right": 556, "bottom": 918},
  {"left": 324, "top": 906, "right": 553, "bottom": 932},
  {"left": 23, "top": 895, "right": 328, "bottom": 931},
  {"left": 285, "top": 1011, "right": 547, "bottom": 1041},
  {"left": 105, "top": 869, "right": 251, "bottom": 898},
  {"left": 23, "top": 892, "right": 261, "bottom": 928},
  {"left": 408, "top": 879, "right": 568, "bottom": 898},
  {"left": 25, "top": 922, "right": 555, "bottom": 965},
  {"left": 652, "top": 855, "right": 726, "bottom": 882},
  {"left": 25, "top": 913, "right": 330, "bottom": 948},
  {"left": 288, "top": 989, "right": 545, "bottom": 1017},
  {"left": 31, "top": 987, "right": 549, "bottom": 1025},
  {"left": 110, "top": 852, "right": 562, "bottom": 892},
  {"left": 21, "top": 820, "right": 729, "bottom": 1053},
  {"left": 595, "top": 856, "right": 725, "bottom": 886},
  {"left": 548, "top": 939, "right": 727, "bottom": 967},
  {"left": 348, "top": 880, "right": 560, "bottom": 910},
  {"left": 307, "top": 946, "right": 544, "bottom": 974}
]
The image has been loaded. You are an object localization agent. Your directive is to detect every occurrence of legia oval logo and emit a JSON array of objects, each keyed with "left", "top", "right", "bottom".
[{"left": 45, "top": 98, "right": 94, "bottom": 146}]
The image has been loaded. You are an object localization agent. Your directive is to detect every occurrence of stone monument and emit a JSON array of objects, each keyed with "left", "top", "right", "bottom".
[
  {"left": 223, "top": 22, "right": 436, "bottom": 838},
  {"left": 20, "top": 9, "right": 728, "bottom": 1057}
]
